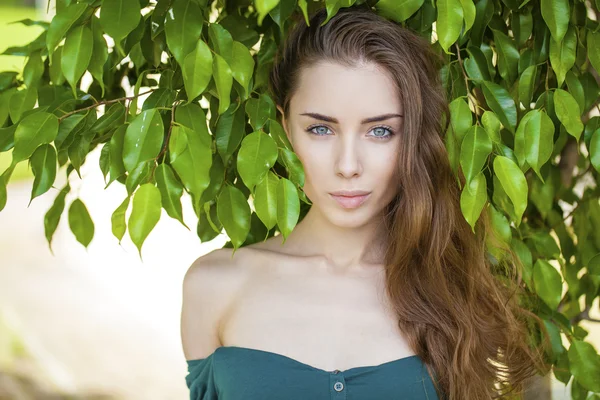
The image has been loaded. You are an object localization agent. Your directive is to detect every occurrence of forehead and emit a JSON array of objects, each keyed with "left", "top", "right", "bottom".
[{"left": 289, "top": 61, "right": 402, "bottom": 119}]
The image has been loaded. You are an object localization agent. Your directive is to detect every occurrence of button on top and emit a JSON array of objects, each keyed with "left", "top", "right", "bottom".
[
  {"left": 332, "top": 369, "right": 340, "bottom": 374},
  {"left": 333, "top": 381, "right": 344, "bottom": 391}
]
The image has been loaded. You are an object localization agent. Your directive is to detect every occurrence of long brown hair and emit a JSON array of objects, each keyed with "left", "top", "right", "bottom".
[{"left": 268, "top": 5, "right": 553, "bottom": 400}]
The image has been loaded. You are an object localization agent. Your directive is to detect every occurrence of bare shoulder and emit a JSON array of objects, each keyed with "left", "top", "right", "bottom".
[{"left": 180, "top": 247, "right": 251, "bottom": 360}]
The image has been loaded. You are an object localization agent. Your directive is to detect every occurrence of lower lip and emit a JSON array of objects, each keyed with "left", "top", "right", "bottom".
[{"left": 330, "top": 193, "right": 370, "bottom": 209}]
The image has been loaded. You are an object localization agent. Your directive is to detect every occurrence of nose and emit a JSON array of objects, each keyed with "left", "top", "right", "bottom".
[{"left": 334, "top": 134, "right": 362, "bottom": 178}]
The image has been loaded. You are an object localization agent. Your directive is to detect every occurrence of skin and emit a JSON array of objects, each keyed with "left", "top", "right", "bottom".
[{"left": 182, "top": 61, "right": 415, "bottom": 371}]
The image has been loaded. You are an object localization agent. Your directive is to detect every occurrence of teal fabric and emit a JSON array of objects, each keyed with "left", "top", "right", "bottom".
[{"left": 185, "top": 346, "right": 441, "bottom": 399}]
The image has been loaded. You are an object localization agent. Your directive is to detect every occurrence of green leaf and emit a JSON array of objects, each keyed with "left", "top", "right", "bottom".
[
  {"left": 540, "top": 0, "right": 570, "bottom": 43},
  {"left": 89, "top": 17, "right": 109, "bottom": 96},
  {"left": 565, "top": 71, "right": 585, "bottom": 113},
  {"left": 492, "top": 29, "right": 519, "bottom": 85},
  {"left": 254, "top": 171, "right": 279, "bottom": 230},
  {"left": 168, "top": 125, "right": 212, "bottom": 208},
  {"left": 246, "top": 93, "right": 276, "bottom": 131},
  {"left": 481, "top": 111, "right": 502, "bottom": 144},
  {"left": 212, "top": 53, "right": 233, "bottom": 115},
  {"left": 533, "top": 259, "right": 562, "bottom": 310},
  {"left": 30, "top": 144, "right": 57, "bottom": 203},
  {"left": 375, "top": 0, "right": 424, "bottom": 23},
  {"left": 128, "top": 183, "right": 162, "bottom": 257},
  {"left": 91, "top": 102, "right": 125, "bottom": 134},
  {"left": 164, "top": 0, "right": 204, "bottom": 65},
  {"left": 459, "top": 0, "right": 476, "bottom": 33},
  {"left": 493, "top": 156, "right": 528, "bottom": 225},
  {"left": 68, "top": 198, "right": 95, "bottom": 248},
  {"left": 182, "top": 40, "right": 212, "bottom": 102},
  {"left": 61, "top": 25, "right": 93, "bottom": 96},
  {"left": 588, "top": 30, "right": 600, "bottom": 75},
  {"left": 588, "top": 253, "right": 600, "bottom": 276},
  {"left": 111, "top": 195, "right": 130, "bottom": 243},
  {"left": 43, "top": 184, "right": 70, "bottom": 253},
  {"left": 481, "top": 81, "right": 517, "bottom": 133},
  {"left": 523, "top": 110, "right": 555, "bottom": 181},
  {"left": 46, "top": 2, "right": 88, "bottom": 59},
  {"left": 460, "top": 171, "right": 487, "bottom": 233},
  {"left": 215, "top": 102, "right": 246, "bottom": 165},
  {"left": 554, "top": 89, "right": 583, "bottom": 141},
  {"left": 568, "top": 341, "right": 600, "bottom": 392},
  {"left": 123, "top": 108, "right": 164, "bottom": 172},
  {"left": 23, "top": 51, "right": 44, "bottom": 89},
  {"left": 437, "top": 0, "right": 464, "bottom": 53},
  {"left": 208, "top": 24, "right": 233, "bottom": 65},
  {"left": 125, "top": 160, "right": 152, "bottom": 195},
  {"left": 518, "top": 64, "right": 537, "bottom": 107},
  {"left": 459, "top": 125, "right": 492, "bottom": 184},
  {"left": 230, "top": 41, "right": 255, "bottom": 100},
  {"left": 277, "top": 177, "right": 300, "bottom": 241},
  {"left": 464, "top": 46, "right": 491, "bottom": 82},
  {"left": 155, "top": 163, "right": 187, "bottom": 228},
  {"left": 0, "top": 176, "right": 6, "bottom": 212},
  {"left": 99, "top": 0, "right": 141, "bottom": 42},
  {"left": 237, "top": 131, "right": 279, "bottom": 191},
  {"left": 279, "top": 147, "right": 305, "bottom": 187},
  {"left": 12, "top": 112, "right": 59, "bottom": 164},
  {"left": 9, "top": 88, "right": 37, "bottom": 123},
  {"left": 590, "top": 129, "right": 600, "bottom": 174},
  {"left": 217, "top": 184, "right": 251, "bottom": 249},
  {"left": 512, "top": 8, "right": 533, "bottom": 48},
  {"left": 256, "top": 0, "right": 282, "bottom": 26},
  {"left": 549, "top": 25, "right": 576, "bottom": 87}
]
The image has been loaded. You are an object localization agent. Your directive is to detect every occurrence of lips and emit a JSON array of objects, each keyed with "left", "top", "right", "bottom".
[{"left": 329, "top": 192, "right": 371, "bottom": 209}]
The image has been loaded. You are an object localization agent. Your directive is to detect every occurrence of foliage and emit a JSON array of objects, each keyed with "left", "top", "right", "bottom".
[{"left": 0, "top": 0, "right": 599, "bottom": 395}]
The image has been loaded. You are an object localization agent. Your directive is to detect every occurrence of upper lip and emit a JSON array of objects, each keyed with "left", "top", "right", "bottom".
[{"left": 329, "top": 190, "right": 371, "bottom": 197}]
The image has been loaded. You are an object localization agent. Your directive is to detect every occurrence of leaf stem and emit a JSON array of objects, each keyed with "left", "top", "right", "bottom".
[{"left": 57, "top": 89, "right": 156, "bottom": 122}]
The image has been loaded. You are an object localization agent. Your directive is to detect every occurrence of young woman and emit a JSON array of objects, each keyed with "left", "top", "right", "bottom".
[{"left": 181, "top": 5, "right": 550, "bottom": 400}]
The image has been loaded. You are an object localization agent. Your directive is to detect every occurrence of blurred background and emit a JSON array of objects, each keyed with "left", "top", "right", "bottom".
[
  {"left": 0, "top": 1, "right": 599, "bottom": 399},
  {"left": 0, "top": 2, "right": 227, "bottom": 399}
]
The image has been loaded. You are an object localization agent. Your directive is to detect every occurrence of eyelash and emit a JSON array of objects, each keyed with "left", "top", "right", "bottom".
[{"left": 305, "top": 124, "right": 396, "bottom": 139}]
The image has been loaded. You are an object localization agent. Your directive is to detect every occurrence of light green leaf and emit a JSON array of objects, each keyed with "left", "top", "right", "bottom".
[
  {"left": 481, "top": 81, "right": 517, "bottom": 133},
  {"left": 549, "top": 25, "right": 576, "bottom": 87},
  {"left": 460, "top": 171, "right": 487, "bottom": 233},
  {"left": 256, "top": 0, "right": 280, "bottom": 26},
  {"left": 99, "top": 0, "right": 141, "bottom": 42},
  {"left": 481, "top": 111, "right": 502, "bottom": 144},
  {"left": 246, "top": 93, "right": 276, "bottom": 131},
  {"left": 512, "top": 8, "right": 533, "bottom": 48},
  {"left": 459, "top": 125, "right": 492, "bottom": 184},
  {"left": 217, "top": 184, "right": 251, "bottom": 249},
  {"left": 436, "top": 0, "right": 464, "bottom": 53},
  {"left": 43, "top": 184, "right": 69, "bottom": 253},
  {"left": 230, "top": 41, "right": 255, "bottom": 99},
  {"left": 168, "top": 125, "right": 212, "bottom": 208},
  {"left": 448, "top": 97, "right": 473, "bottom": 143},
  {"left": 568, "top": 341, "right": 600, "bottom": 392},
  {"left": 459, "top": 0, "right": 476, "bottom": 33},
  {"left": 254, "top": 171, "right": 279, "bottom": 230},
  {"left": 376, "top": 0, "right": 424, "bottom": 23},
  {"left": 277, "top": 177, "right": 300, "bottom": 241},
  {"left": 108, "top": 125, "right": 127, "bottom": 187},
  {"left": 12, "top": 112, "right": 59, "bottom": 164},
  {"left": 492, "top": 29, "right": 519, "bottom": 85},
  {"left": 588, "top": 30, "right": 600, "bottom": 74},
  {"left": 61, "top": 25, "right": 93, "bottom": 96},
  {"left": 208, "top": 24, "right": 233, "bottom": 64},
  {"left": 155, "top": 163, "right": 187, "bottom": 228},
  {"left": 23, "top": 51, "right": 44, "bottom": 89},
  {"left": 182, "top": 40, "right": 212, "bottom": 102},
  {"left": 46, "top": 2, "right": 88, "bottom": 59},
  {"left": 30, "top": 144, "right": 57, "bottom": 203},
  {"left": 68, "top": 198, "right": 95, "bottom": 248},
  {"left": 128, "top": 183, "right": 162, "bottom": 257},
  {"left": 533, "top": 259, "right": 562, "bottom": 309},
  {"left": 0, "top": 176, "right": 6, "bottom": 212},
  {"left": 215, "top": 102, "right": 246, "bottom": 165},
  {"left": 111, "top": 195, "right": 130, "bottom": 243},
  {"left": 123, "top": 108, "right": 164, "bottom": 172},
  {"left": 279, "top": 148, "right": 305, "bottom": 187},
  {"left": 493, "top": 156, "right": 528, "bottom": 225},
  {"left": 237, "top": 131, "right": 279, "bottom": 191},
  {"left": 212, "top": 53, "right": 233, "bottom": 115},
  {"left": 523, "top": 110, "right": 555, "bottom": 181},
  {"left": 164, "top": 0, "right": 204, "bottom": 65},
  {"left": 540, "top": 0, "right": 570, "bottom": 43},
  {"left": 554, "top": 89, "right": 583, "bottom": 141}
]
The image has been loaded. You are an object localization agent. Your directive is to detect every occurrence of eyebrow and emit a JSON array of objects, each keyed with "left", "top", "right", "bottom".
[{"left": 299, "top": 112, "right": 404, "bottom": 124}]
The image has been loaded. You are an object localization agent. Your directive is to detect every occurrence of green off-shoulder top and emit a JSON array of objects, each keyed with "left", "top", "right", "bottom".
[{"left": 185, "top": 346, "right": 441, "bottom": 399}]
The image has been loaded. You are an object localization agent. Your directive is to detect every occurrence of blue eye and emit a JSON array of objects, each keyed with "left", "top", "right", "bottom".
[{"left": 305, "top": 125, "right": 395, "bottom": 139}]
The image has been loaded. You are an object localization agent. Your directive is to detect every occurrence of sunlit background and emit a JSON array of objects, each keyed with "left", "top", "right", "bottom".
[{"left": 0, "top": 1, "right": 599, "bottom": 399}]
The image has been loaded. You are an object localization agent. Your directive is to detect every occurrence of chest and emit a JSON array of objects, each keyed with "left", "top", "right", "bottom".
[{"left": 219, "top": 265, "right": 414, "bottom": 372}]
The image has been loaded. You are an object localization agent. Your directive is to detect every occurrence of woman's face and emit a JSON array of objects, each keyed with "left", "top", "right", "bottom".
[{"left": 278, "top": 61, "right": 403, "bottom": 228}]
